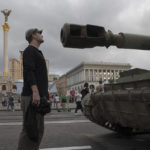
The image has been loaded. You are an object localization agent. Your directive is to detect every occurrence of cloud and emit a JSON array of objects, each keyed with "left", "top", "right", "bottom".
[{"left": 0, "top": 0, "right": 150, "bottom": 75}]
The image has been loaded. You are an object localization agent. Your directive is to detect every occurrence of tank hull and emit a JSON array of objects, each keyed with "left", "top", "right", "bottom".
[{"left": 82, "top": 79, "right": 150, "bottom": 133}]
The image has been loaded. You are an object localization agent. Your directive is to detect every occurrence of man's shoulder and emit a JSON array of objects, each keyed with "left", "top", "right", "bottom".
[
  {"left": 24, "top": 45, "right": 36, "bottom": 52},
  {"left": 23, "top": 45, "right": 37, "bottom": 56},
  {"left": 81, "top": 88, "right": 89, "bottom": 93}
]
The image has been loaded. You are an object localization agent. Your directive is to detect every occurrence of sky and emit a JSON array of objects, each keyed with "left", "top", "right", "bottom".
[{"left": 0, "top": 0, "right": 150, "bottom": 75}]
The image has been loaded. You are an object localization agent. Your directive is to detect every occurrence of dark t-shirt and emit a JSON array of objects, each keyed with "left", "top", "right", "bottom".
[
  {"left": 21, "top": 45, "right": 48, "bottom": 98},
  {"left": 81, "top": 88, "right": 89, "bottom": 100}
]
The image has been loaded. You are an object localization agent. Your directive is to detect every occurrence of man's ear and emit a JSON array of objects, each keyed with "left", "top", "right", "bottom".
[{"left": 32, "top": 33, "right": 37, "bottom": 39}]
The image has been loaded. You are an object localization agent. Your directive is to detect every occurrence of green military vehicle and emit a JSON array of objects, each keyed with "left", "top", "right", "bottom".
[{"left": 60, "top": 23, "right": 150, "bottom": 135}]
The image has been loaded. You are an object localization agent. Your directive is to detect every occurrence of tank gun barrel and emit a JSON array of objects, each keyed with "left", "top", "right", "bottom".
[{"left": 60, "top": 23, "right": 150, "bottom": 50}]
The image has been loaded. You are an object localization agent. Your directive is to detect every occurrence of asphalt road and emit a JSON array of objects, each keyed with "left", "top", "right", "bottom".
[{"left": 0, "top": 110, "right": 150, "bottom": 150}]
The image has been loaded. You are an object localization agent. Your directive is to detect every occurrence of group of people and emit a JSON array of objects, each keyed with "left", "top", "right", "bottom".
[
  {"left": 74, "top": 80, "right": 104, "bottom": 113},
  {"left": 50, "top": 94, "right": 67, "bottom": 111},
  {"left": 49, "top": 94, "right": 59, "bottom": 109},
  {"left": 74, "top": 82, "right": 89, "bottom": 113}
]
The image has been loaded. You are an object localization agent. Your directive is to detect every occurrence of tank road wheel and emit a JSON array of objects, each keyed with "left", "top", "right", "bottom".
[
  {"left": 115, "top": 124, "right": 133, "bottom": 136},
  {"left": 83, "top": 106, "right": 95, "bottom": 122}
]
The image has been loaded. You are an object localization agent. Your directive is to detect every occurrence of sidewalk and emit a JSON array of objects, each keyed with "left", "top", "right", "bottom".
[{"left": 0, "top": 102, "right": 76, "bottom": 111}]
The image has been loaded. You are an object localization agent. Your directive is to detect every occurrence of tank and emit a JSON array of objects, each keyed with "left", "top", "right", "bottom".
[{"left": 60, "top": 23, "right": 150, "bottom": 135}]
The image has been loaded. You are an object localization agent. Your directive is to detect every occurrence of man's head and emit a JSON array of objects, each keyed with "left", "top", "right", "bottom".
[
  {"left": 84, "top": 82, "right": 89, "bottom": 88},
  {"left": 25, "top": 28, "right": 44, "bottom": 44}
]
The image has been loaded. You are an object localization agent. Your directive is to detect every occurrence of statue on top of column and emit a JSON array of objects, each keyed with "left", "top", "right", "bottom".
[{"left": 1, "top": 9, "right": 11, "bottom": 23}]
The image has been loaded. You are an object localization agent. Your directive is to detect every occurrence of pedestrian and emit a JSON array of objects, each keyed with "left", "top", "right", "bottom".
[
  {"left": 53, "top": 95, "right": 56, "bottom": 108},
  {"left": 81, "top": 82, "right": 89, "bottom": 100},
  {"left": 17, "top": 28, "right": 49, "bottom": 150},
  {"left": 70, "top": 90, "right": 75, "bottom": 103},
  {"left": 55, "top": 94, "right": 60, "bottom": 110},
  {"left": 7, "top": 95, "right": 14, "bottom": 111},
  {"left": 61, "top": 94, "right": 67, "bottom": 111},
  {"left": 96, "top": 80, "right": 104, "bottom": 93},
  {"left": 50, "top": 95, "right": 55, "bottom": 107},
  {"left": 75, "top": 90, "right": 83, "bottom": 113},
  {"left": 18, "top": 97, "right": 21, "bottom": 103}
]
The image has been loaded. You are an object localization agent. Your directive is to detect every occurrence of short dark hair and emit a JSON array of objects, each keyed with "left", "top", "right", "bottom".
[
  {"left": 90, "top": 84, "right": 95, "bottom": 89},
  {"left": 84, "top": 82, "right": 88, "bottom": 88},
  {"left": 25, "top": 28, "right": 42, "bottom": 43}
]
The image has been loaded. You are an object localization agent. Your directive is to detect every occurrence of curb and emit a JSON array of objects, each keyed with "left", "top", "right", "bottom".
[{"left": 0, "top": 107, "right": 76, "bottom": 111}]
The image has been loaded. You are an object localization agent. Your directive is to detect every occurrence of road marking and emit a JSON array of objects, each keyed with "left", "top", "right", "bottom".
[
  {"left": 40, "top": 145, "right": 92, "bottom": 150},
  {"left": 0, "top": 122, "right": 22, "bottom": 126},
  {"left": 0, "top": 120, "right": 90, "bottom": 126},
  {"left": 45, "top": 120, "right": 90, "bottom": 124}
]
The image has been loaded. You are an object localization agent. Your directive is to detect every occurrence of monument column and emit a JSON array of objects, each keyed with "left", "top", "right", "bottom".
[
  {"left": 101, "top": 69, "right": 104, "bottom": 81},
  {"left": 88, "top": 69, "right": 90, "bottom": 82},
  {"left": 1, "top": 9, "right": 11, "bottom": 76}
]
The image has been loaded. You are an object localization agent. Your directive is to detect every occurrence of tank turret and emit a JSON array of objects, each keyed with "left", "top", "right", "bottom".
[{"left": 61, "top": 23, "right": 150, "bottom": 50}]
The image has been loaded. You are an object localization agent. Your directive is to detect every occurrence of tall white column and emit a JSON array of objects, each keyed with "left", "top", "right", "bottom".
[
  {"left": 93, "top": 69, "right": 95, "bottom": 82},
  {"left": 106, "top": 70, "right": 108, "bottom": 81},
  {"left": 102, "top": 70, "right": 104, "bottom": 81},
  {"left": 1, "top": 9, "right": 11, "bottom": 76},
  {"left": 83, "top": 70, "right": 85, "bottom": 81},
  {"left": 114, "top": 70, "right": 116, "bottom": 81},
  {"left": 3, "top": 30, "right": 8, "bottom": 76},
  {"left": 97, "top": 69, "right": 99, "bottom": 81},
  {"left": 98, "top": 69, "right": 101, "bottom": 81},
  {"left": 88, "top": 69, "right": 90, "bottom": 81}
]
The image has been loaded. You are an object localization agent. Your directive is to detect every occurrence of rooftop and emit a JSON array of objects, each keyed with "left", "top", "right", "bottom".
[{"left": 66, "top": 61, "right": 132, "bottom": 75}]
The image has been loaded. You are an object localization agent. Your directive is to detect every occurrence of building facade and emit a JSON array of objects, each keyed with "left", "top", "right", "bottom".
[
  {"left": 66, "top": 62, "right": 131, "bottom": 92},
  {"left": 49, "top": 74, "right": 60, "bottom": 82},
  {"left": 56, "top": 74, "right": 67, "bottom": 95},
  {"left": 9, "top": 58, "right": 20, "bottom": 81},
  {"left": 19, "top": 51, "right": 23, "bottom": 79},
  {"left": 45, "top": 59, "right": 49, "bottom": 78}
]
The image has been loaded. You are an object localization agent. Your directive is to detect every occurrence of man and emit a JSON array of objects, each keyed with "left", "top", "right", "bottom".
[{"left": 17, "top": 28, "right": 48, "bottom": 150}]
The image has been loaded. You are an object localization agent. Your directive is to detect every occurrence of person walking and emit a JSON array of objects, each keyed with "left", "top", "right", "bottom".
[
  {"left": 55, "top": 94, "right": 60, "bottom": 110},
  {"left": 75, "top": 90, "right": 83, "bottom": 113},
  {"left": 17, "top": 28, "right": 49, "bottom": 150}
]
